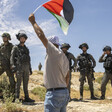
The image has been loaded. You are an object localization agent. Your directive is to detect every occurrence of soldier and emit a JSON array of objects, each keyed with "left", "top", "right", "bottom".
[
  {"left": 77, "top": 43, "right": 97, "bottom": 100},
  {"left": 61, "top": 43, "right": 77, "bottom": 99},
  {"left": 10, "top": 31, "right": 34, "bottom": 102},
  {"left": 0, "top": 33, "right": 15, "bottom": 93},
  {"left": 99, "top": 46, "right": 112, "bottom": 100},
  {"left": 38, "top": 62, "right": 42, "bottom": 71}
]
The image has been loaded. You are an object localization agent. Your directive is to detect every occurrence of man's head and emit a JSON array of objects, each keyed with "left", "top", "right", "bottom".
[
  {"left": 2, "top": 33, "right": 11, "bottom": 42},
  {"left": 16, "top": 30, "right": 28, "bottom": 44},
  {"left": 48, "top": 36, "right": 60, "bottom": 48},
  {"left": 103, "top": 46, "right": 111, "bottom": 55},
  {"left": 79, "top": 43, "right": 89, "bottom": 52},
  {"left": 61, "top": 43, "right": 71, "bottom": 53}
]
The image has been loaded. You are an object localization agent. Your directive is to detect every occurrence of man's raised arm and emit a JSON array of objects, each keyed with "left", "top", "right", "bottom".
[{"left": 29, "top": 14, "right": 48, "bottom": 48}]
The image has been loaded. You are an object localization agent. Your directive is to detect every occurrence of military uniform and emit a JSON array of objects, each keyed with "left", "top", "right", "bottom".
[
  {"left": 10, "top": 31, "right": 34, "bottom": 102},
  {"left": 10, "top": 44, "right": 32, "bottom": 100},
  {"left": 38, "top": 63, "right": 42, "bottom": 71},
  {"left": 99, "top": 46, "right": 112, "bottom": 99},
  {"left": 0, "top": 33, "right": 15, "bottom": 92},
  {"left": 77, "top": 43, "right": 96, "bottom": 100},
  {"left": 61, "top": 43, "right": 77, "bottom": 96},
  {"left": 65, "top": 52, "right": 77, "bottom": 94}
]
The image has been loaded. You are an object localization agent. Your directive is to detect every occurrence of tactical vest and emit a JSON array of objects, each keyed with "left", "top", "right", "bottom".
[
  {"left": 15, "top": 45, "right": 30, "bottom": 65},
  {"left": 103, "top": 55, "right": 112, "bottom": 70},
  {"left": 78, "top": 53, "right": 92, "bottom": 69}
]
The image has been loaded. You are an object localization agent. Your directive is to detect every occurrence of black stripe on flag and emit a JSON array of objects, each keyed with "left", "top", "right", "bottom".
[{"left": 63, "top": 0, "right": 74, "bottom": 24}]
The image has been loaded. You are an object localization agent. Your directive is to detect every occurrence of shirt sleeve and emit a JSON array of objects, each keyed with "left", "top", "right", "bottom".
[
  {"left": 61, "top": 54, "right": 69, "bottom": 78},
  {"left": 46, "top": 41, "right": 61, "bottom": 56}
]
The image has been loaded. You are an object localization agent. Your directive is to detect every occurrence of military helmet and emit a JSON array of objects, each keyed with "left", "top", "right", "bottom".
[
  {"left": 16, "top": 30, "right": 28, "bottom": 40},
  {"left": 61, "top": 43, "right": 71, "bottom": 49},
  {"left": 79, "top": 43, "right": 89, "bottom": 49},
  {"left": 103, "top": 46, "right": 112, "bottom": 51},
  {"left": 2, "top": 33, "right": 11, "bottom": 40}
]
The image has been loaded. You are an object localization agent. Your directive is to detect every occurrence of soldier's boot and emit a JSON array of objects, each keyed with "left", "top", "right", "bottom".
[
  {"left": 79, "top": 92, "right": 83, "bottom": 101},
  {"left": 100, "top": 89, "right": 106, "bottom": 100},
  {"left": 90, "top": 92, "right": 97, "bottom": 100},
  {"left": 24, "top": 97, "right": 35, "bottom": 102},
  {"left": 100, "top": 95, "right": 105, "bottom": 100},
  {"left": 14, "top": 96, "right": 20, "bottom": 103}
]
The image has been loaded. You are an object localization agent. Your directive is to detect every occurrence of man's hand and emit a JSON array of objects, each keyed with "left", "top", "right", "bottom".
[
  {"left": 103, "top": 52, "right": 106, "bottom": 56},
  {"left": 29, "top": 14, "right": 36, "bottom": 25}
]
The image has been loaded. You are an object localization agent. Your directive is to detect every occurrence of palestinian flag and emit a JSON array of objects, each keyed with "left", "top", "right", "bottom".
[{"left": 42, "top": 0, "right": 74, "bottom": 35}]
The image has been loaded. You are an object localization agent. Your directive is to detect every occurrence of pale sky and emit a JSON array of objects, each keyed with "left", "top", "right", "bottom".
[{"left": 0, "top": 0, "right": 112, "bottom": 72}]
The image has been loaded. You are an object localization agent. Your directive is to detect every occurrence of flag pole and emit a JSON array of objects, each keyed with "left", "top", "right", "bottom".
[
  {"left": 33, "top": 0, "right": 51, "bottom": 14},
  {"left": 33, "top": 5, "right": 42, "bottom": 14}
]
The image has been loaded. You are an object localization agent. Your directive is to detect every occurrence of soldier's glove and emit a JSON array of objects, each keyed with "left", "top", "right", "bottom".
[
  {"left": 29, "top": 68, "right": 33, "bottom": 75},
  {"left": 11, "top": 65, "right": 17, "bottom": 73}
]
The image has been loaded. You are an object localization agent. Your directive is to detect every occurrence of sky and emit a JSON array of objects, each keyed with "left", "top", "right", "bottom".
[{"left": 0, "top": 0, "right": 112, "bottom": 72}]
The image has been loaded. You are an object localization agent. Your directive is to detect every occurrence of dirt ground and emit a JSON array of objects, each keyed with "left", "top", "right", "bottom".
[{"left": 1, "top": 71, "right": 112, "bottom": 112}]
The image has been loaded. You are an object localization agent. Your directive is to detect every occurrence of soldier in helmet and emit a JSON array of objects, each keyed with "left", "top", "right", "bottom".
[
  {"left": 61, "top": 43, "right": 77, "bottom": 99},
  {"left": 10, "top": 31, "right": 35, "bottom": 102},
  {"left": 99, "top": 46, "right": 112, "bottom": 100},
  {"left": 0, "top": 33, "right": 15, "bottom": 93},
  {"left": 77, "top": 43, "right": 97, "bottom": 100},
  {"left": 38, "top": 62, "right": 42, "bottom": 71}
]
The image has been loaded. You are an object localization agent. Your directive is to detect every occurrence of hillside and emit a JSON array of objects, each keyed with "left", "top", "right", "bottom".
[{"left": 0, "top": 71, "right": 112, "bottom": 112}]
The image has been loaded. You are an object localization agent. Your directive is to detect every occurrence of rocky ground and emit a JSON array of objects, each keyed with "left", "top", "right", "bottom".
[{"left": 0, "top": 71, "right": 112, "bottom": 112}]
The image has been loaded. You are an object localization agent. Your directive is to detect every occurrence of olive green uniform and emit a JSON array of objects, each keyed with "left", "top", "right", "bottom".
[
  {"left": 0, "top": 42, "right": 15, "bottom": 91},
  {"left": 65, "top": 52, "right": 77, "bottom": 94},
  {"left": 38, "top": 63, "right": 42, "bottom": 71},
  {"left": 77, "top": 53, "right": 96, "bottom": 98},
  {"left": 99, "top": 54, "right": 112, "bottom": 98},
  {"left": 10, "top": 44, "right": 32, "bottom": 99}
]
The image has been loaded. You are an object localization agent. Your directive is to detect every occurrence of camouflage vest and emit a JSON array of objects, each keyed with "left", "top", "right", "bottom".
[{"left": 0, "top": 43, "right": 13, "bottom": 60}]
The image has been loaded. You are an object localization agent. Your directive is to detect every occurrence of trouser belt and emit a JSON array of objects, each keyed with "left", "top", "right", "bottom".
[{"left": 47, "top": 87, "right": 67, "bottom": 92}]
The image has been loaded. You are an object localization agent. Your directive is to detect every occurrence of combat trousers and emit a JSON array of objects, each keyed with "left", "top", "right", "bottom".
[
  {"left": 79, "top": 70, "right": 94, "bottom": 97},
  {"left": 101, "top": 71, "right": 112, "bottom": 96},
  {"left": 68, "top": 71, "right": 72, "bottom": 95},
  {"left": 0, "top": 67, "right": 15, "bottom": 92},
  {"left": 15, "top": 64, "right": 30, "bottom": 99}
]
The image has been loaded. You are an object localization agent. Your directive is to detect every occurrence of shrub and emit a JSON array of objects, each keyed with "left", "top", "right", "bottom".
[{"left": 31, "top": 87, "right": 46, "bottom": 101}]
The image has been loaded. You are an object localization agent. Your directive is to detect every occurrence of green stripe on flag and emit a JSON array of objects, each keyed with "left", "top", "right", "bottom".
[{"left": 48, "top": 10, "right": 69, "bottom": 35}]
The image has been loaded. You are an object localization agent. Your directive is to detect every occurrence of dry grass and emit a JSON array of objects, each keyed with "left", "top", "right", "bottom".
[
  {"left": 70, "top": 72, "right": 112, "bottom": 101},
  {"left": 1, "top": 71, "right": 112, "bottom": 112}
]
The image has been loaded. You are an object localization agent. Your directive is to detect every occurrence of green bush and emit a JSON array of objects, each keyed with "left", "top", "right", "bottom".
[
  {"left": 0, "top": 75, "right": 24, "bottom": 112},
  {"left": 96, "top": 77, "right": 103, "bottom": 84},
  {"left": 84, "top": 85, "right": 89, "bottom": 91},
  {"left": 31, "top": 87, "right": 46, "bottom": 101}
]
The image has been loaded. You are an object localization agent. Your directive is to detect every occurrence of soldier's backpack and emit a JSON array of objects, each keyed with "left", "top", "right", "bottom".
[{"left": 103, "top": 55, "right": 112, "bottom": 70}]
